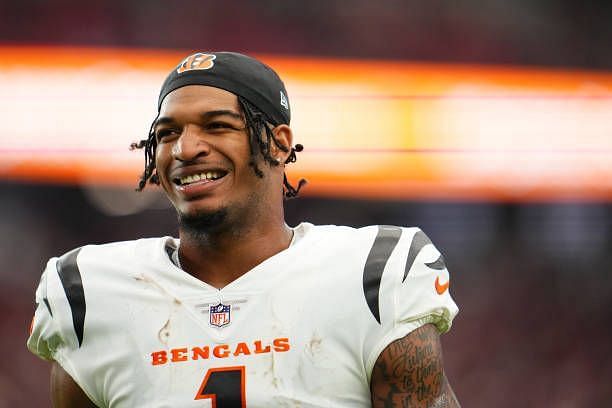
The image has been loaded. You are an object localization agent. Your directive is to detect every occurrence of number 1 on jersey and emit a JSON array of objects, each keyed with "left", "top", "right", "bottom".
[{"left": 194, "top": 366, "right": 246, "bottom": 407}]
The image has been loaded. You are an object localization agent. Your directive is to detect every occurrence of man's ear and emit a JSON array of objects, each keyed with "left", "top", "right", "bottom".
[{"left": 271, "top": 124, "right": 294, "bottom": 164}]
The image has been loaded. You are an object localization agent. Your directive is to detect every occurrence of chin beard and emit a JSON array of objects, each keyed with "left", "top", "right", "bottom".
[{"left": 178, "top": 208, "right": 228, "bottom": 238}]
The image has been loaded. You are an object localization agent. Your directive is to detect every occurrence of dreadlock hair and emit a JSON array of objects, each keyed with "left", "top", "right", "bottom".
[{"left": 130, "top": 95, "right": 306, "bottom": 199}]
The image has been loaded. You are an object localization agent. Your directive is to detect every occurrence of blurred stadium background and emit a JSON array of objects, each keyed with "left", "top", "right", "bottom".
[{"left": 1, "top": 1, "right": 611, "bottom": 406}]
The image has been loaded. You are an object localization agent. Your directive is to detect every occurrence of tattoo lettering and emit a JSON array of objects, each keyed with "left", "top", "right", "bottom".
[{"left": 371, "top": 324, "right": 460, "bottom": 407}]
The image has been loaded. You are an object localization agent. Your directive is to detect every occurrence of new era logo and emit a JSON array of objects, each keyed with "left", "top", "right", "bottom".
[{"left": 280, "top": 91, "right": 289, "bottom": 110}]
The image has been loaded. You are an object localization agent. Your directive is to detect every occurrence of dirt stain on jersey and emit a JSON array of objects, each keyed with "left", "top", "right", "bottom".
[
  {"left": 271, "top": 351, "right": 280, "bottom": 389},
  {"left": 272, "top": 396, "right": 304, "bottom": 407},
  {"left": 260, "top": 350, "right": 280, "bottom": 389},
  {"left": 258, "top": 345, "right": 293, "bottom": 392},
  {"left": 307, "top": 332, "right": 323, "bottom": 357},
  {"left": 134, "top": 273, "right": 182, "bottom": 305},
  {"left": 158, "top": 319, "right": 171, "bottom": 345},
  {"left": 133, "top": 273, "right": 183, "bottom": 344}
]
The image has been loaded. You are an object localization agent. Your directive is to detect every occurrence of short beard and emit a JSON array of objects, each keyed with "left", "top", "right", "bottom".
[{"left": 178, "top": 208, "right": 228, "bottom": 240}]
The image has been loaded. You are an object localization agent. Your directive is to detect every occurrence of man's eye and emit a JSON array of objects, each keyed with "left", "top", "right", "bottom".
[
  {"left": 155, "top": 129, "right": 177, "bottom": 141},
  {"left": 206, "top": 122, "right": 233, "bottom": 131}
]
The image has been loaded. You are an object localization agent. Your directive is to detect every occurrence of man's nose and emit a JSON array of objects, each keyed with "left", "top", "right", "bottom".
[{"left": 172, "top": 125, "right": 211, "bottom": 161}]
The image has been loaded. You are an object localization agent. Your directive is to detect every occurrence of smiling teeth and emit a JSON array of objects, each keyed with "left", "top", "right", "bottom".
[{"left": 179, "top": 171, "right": 223, "bottom": 185}]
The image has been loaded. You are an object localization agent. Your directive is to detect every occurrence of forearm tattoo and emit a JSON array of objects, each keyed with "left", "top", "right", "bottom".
[{"left": 370, "top": 324, "right": 460, "bottom": 407}]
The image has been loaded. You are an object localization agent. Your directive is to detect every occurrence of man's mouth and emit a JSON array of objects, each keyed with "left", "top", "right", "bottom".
[{"left": 173, "top": 170, "right": 227, "bottom": 186}]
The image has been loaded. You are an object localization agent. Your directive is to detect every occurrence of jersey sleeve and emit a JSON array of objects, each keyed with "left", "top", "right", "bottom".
[
  {"left": 392, "top": 227, "right": 458, "bottom": 334},
  {"left": 28, "top": 246, "right": 89, "bottom": 360},
  {"left": 365, "top": 227, "right": 459, "bottom": 374},
  {"left": 27, "top": 252, "right": 104, "bottom": 407},
  {"left": 27, "top": 258, "right": 65, "bottom": 361},
  {"left": 28, "top": 254, "right": 84, "bottom": 360}
]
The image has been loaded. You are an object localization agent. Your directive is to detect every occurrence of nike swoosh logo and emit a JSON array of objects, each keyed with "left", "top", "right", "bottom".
[{"left": 435, "top": 276, "right": 450, "bottom": 295}]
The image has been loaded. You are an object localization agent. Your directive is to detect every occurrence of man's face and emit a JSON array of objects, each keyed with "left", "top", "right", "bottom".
[{"left": 154, "top": 85, "right": 274, "bottom": 229}]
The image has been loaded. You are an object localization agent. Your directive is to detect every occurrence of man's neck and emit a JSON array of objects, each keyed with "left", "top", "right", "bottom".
[{"left": 177, "top": 219, "right": 293, "bottom": 289}]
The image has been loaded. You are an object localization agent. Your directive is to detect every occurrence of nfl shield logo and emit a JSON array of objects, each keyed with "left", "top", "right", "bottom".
[{"left": 209, "top": 303, "right": 231, "bottom": 327}]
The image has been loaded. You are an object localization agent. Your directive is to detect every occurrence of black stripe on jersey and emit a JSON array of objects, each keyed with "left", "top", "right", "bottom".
[
  {"left": 39, "top": 273, "right": 53, "bottom": 317},
  {"left": 165, "top": 241, "right": 180, "bottom": 268},
  {"left": 56, "top": 248, "right": 85, "bottom": 347},
  {"left": 43, "top": 298, "right": 53, "bottom": 317},
  {"left": 425, "top": 254, "right": 447, "bottom": 270},
  {"left": 164, "top": 241, "right": 176, "bottom": 260},
  {"left": 363, "top": 226, "right": 402, "bottom": 324},
  {"left": 402, "top": 230, "right": 433, "bottom": 282}
]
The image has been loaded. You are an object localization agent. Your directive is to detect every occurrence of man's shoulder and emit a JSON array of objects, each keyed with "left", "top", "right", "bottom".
[
  {"left": 48, "top": 237, "right": 175, "bottom": 274},
  {"left": 306, "top": 222, "right": 419, "bottom": 232},
  {"left": 55, "top": 236, "right": 173, "bottom": 258},
  {"left": 296, "top": 223, "right": 424, "bottom": 265},
  {"left": 304, "top": 223, "right": 420, "bottom": 244}
]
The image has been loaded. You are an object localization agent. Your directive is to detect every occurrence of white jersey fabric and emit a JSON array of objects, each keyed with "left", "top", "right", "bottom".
[{"left": 28, "top": 223, "right": 458, "bottom": 407}]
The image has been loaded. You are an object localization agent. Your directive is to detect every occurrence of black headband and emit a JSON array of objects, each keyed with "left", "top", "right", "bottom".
[{"left": 158, "top": 52, "right": 291, "bottom": 125}]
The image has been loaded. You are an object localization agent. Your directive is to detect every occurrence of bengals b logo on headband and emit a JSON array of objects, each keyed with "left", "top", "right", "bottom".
[{"left": 176, "top": 53, "right": 216, "bottom": 74}]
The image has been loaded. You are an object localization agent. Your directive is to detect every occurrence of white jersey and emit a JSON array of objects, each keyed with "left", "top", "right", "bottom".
[{"left": 28, "top": 223, "right": 458, "bottom": 407}]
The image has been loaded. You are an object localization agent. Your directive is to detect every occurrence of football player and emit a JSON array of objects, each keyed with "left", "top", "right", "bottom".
[{"left": 28, "top": 52, "right": 460, "bottom": 407}]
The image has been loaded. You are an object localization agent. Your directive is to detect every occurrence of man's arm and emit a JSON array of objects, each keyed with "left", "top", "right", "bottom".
[
  {"left": 370, "top": 323, "right": 460, "bottom": 408},
  {"left": 51, "top": 362, "right": 98, "bottom": 408}
]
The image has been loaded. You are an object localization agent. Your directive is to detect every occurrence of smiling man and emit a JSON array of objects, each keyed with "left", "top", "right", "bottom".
[{"left": 28, "top": 52, "right": 460, "bottom": 407}]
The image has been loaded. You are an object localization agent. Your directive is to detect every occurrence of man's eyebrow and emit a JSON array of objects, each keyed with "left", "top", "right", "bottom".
[
  {"left": 153, "top": 110, "right": 243, "bottom": 128},
  {"left": 201, "top": 110, "right": 243, "bottom": 121},
  {"left": 152, "top": 116, "right": 174, "bottom": 128}
]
